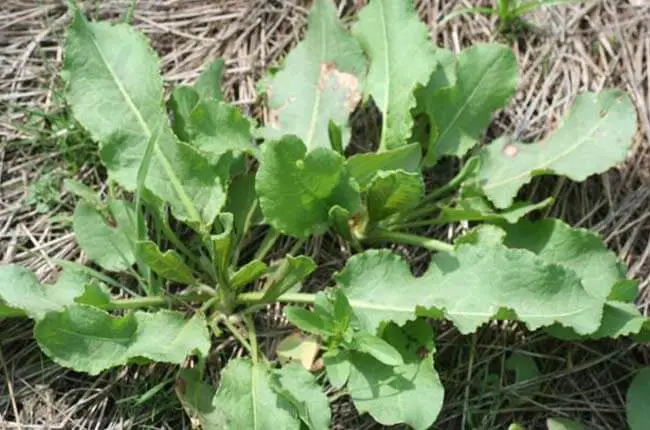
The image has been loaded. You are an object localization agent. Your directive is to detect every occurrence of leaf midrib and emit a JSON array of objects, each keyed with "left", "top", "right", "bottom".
[
  {"left": 378, "top": 0, "right": 390, "bottom": 150},
  {"left": 86, "top": 23, "right": 201, "bottom": 223},
  {"left": 305, "top": 7, "right": 328, "bottom": 150}
]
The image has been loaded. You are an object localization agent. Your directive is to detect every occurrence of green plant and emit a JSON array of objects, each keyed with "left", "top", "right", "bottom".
[
  {"left": 440, "top": 0, "right": 580, "bottom": 38},
  {"left": 0, "top": 1, "right": 644, "bottom": 428}
]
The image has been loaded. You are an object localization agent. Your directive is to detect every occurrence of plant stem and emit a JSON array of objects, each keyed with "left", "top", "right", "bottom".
[
  {"left": 220, "top": 316, "right": 254, "bottom": 356},
  {"left": 254, "top": 228, "right": 281, "bottom": 261},
  {"left": 236, "top": 291, "right": 316, "bottom": 306},
  {"left": 419, "top": 157, "right": 479, "bottom": 207},
  {"left": 1, "top": 291, "right": 318, "bottom": 319},
  {"left": 365, "top": 229, "right": 454, "bottom": 253}
]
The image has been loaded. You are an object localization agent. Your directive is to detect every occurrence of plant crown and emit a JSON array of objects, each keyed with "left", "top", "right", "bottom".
[{"left": 0, "top": 1, "right": 644, "bottom": 428}]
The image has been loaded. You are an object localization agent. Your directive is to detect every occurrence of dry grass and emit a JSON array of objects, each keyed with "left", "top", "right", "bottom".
[{"left": 1, "top": 0, "right": 650, "bottom": 428}]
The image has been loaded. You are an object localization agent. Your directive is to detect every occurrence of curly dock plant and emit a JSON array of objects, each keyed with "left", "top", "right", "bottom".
[{"left": 0, "top": 1, "right": 643, "bottom": 428}]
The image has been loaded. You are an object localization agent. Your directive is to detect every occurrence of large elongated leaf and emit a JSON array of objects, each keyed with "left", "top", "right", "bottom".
[
  {"left": 262, "top": 0, "right": 366, "bottom": 150},
  {"left": 212, "top": 358, "right": 300, "bottom": 429},
  {"left": 175, "top": 368, "right": 224, "bottom": 428},
  {"left": 256, "top": 137, "right": 361, "bottom": 238},
  {"left": 0, "top": 265, "right": 86, "bottom": 320},
  {"left": 353, "top": 0, "right": 439, "bottom": 150},
  {"left": 421, "top": 44, "right": 518, "bottom": 163},
  {"left": 336, "top": 247, "right": 603, "bottom": 335},
  {"left": 35, "top": 306, "right": 210, "bottom": 375},
  {"left": 65, "top": 10, "right": 225, "bottom": 228},
  {"left": 73, "top": 200, "right": 136, "bottom": 272},
  {"left": 477, "top": 90, "right": 636, "bottom": 208}
]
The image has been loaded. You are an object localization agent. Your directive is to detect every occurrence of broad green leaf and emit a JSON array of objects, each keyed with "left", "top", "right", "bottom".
[
  {"left": 608, "top": 279, "right": 639, "bottom": 302},
  {"left": 194, "top": 58, "right": 225, "bottom": 101},
  {"left": 477, "top": 90, "right": 636, "bottom": 208},
  {"left": 136, "top": 241, "right": 195, "bottom": 284},
  {"left": 503, "top": 219, "right": 626, "bottom": 299},
  {"left": 285, "top": 306, "right": 332, "bottom": 336},
  {"left": 225, "top": 173, "right": 263, "bottom": 243},
  {"left": 256, "top": 137, "right": 361, "bottom": 238},
  {"left": 627, "top": 368, "right": 650, "bottom": 430},
  {"left": 263, "top": 255, "right": 316, "bottom": 301},
  {"left": 0, "top": 265, "right": 86, "bottom": 320},
  {"left": 262, "top": 0, "right": 366, "bottom": 150},
  {"left": 366, "top": 170, "right": 423, "bottom": 223},
  {"left": 74, "top": 282, "right": 112, "bottom": 307},
  {"left": 175, "top": 368, "right": 224, "bottom": 428},
  {"left": 455, "top": 224, "right": 507, "bottom": 247},
  {"left": 337, "top": 247, "right": 603, "bottom": 335},
  {"left": 212, "top": 358, "right": 300, "bottom": 430},
  {"left": 347, "top": 324, "right": 444, "bottom": 429},
  {"left": 421, "top": 44, "right": 518, "bottom": 162},
  {"left": 353, "top": 0, "right": 439, "bottom": 150},
  {"left": 231, "top": 260, "right": 268, "bottom": 290},
  {"left": 323, "top": 350, "right": 351, "bottom": 389},
  {"left": 35, "top": 306, "right": 210, "bottom": 375},
  {"left": 276, "top": 333, "right": 320, "bottom": 371},
  {"left": 547, "top": 418, "right": 585, "bottom": 430},
  {"left": 73, "top": 200, "right": 136, "bottom": 272},
  {"left": 64, "top": 11, "right": 225, "bottom": 228},
  {"left": 274, "top": 363, "right": 331, "bottom": 430},
  {"left": 508, "top": 423, "right": 526, "bottom": 430},
  {"left": 353, "top": 332, "right": 403, "bottom": 366},
  {"left": 346, "top": 143, "right": 421, "bottom": 189}
]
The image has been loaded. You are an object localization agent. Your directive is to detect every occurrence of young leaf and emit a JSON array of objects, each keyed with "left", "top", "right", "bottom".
[
  {"left": 352, "top": 0, "right": 440, "bottom": 150},
  {"left": 503, "top": 218, "right": 626, "bottom": 300},
  {"left": 230, "top": 260, "right": 268, "bottom": 290},
  {"left": 421, "top": 44, "right": 518, "bottom": 163},
  {"left": 194, "top": 58, "right": 225, "bottom": 101},
  {"left": 263, "top": 255, "right": 316, "bottom": 301},
  {"left": 210, "top": 213, "right": 235, "bottom": 280},
  {"left": 212, "top": 358, "right": 301, "bottom": 429},
  {"left": 353, "top": 332, "right": 403, "bottom": 366},
  {"left": 626, "top": 367, "right": 650, "bottom": 430},
  {"left": 347, "top": 324, "right": 444, "bottom": 429},
  {"left": 0, "top": 265, "right": 86, "bottom": 320},
  {"left": 225, "top": 173, "right": 263, "bottom": 243},
  {"left": 323, "top": 350, "right": 351, "bottom": 389},
  {"left": 35, "top": 306, "right": 210, "bottom": 375},
  {"left": 477, "top": 90, "right": 636, "bottom": 208},
  {"left": 346, "top": 143, "right": 422, "bottom": 190},
  {"left": 73, "top": 200, "right": 136, "bottom": 272},
  {"left": 285, "top": 306, "right": 332, "bottom": 336},
  {"left": 274, "top": 363, "right": 331, "bottom": 430},
  {"left": 261, "top": 0, "right": 366, "bottom": 150},
  {"left": 136, "top": 241, "right": 196, "bottom": 284},
  {"left": 256, "top": 137, "right": 361, "bottom": 238},
  {"left": 64, "top": 10, "right": 226, "bottom": 229},
  {"left": 505, "top": 353, "right": 540, "bottom": 402},
  {"left": 336, "top": 247, "right": 603, "bottom": 335},
  {"left": 366, "top": 170, "right": 423, "bottom": 223}
]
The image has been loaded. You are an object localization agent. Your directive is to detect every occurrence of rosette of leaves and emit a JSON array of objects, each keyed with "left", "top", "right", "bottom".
[{"left": 0, "top": 1, "right": 643, "bottom": 429}]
